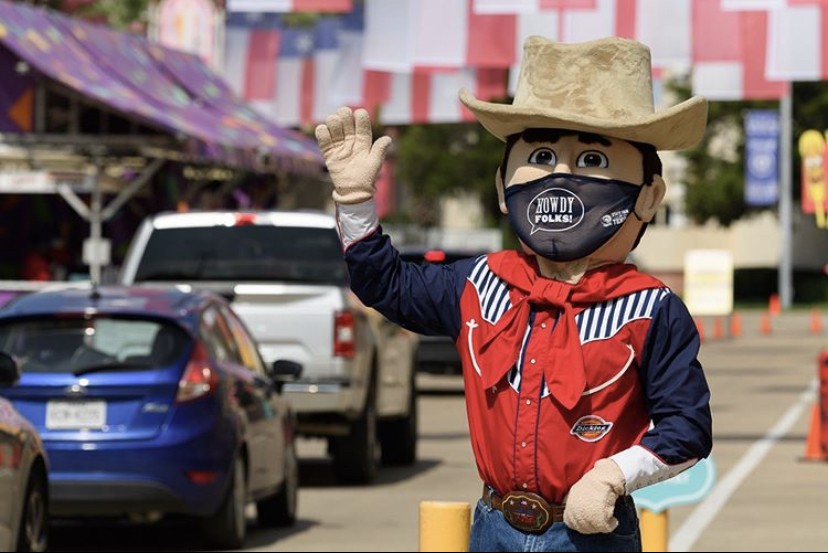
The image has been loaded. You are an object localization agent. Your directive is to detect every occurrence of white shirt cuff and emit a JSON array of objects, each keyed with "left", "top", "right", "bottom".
[
  {"left": 336, "top": 200, "right": 379, "bottom": 250},
  {"left": 610, "top": 445, "right": 697, "bottom": 493}
]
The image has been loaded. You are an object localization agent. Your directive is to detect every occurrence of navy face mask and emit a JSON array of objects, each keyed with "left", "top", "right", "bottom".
[{"left": 504, "top": 173, "right": 643, "bottom": 262}]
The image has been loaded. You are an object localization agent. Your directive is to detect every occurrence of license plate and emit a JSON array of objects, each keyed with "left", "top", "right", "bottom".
[{"left": 46, "top": 401, "right": 107, "bottom": 430}]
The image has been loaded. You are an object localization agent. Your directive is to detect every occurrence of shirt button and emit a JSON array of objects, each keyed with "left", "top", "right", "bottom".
[
  {"left": 525, "top": 399, "right": 531, "bottom": 405},
  {"left": 521, "top": 441, "right": 527, "bottom": 448},
  {"left": 492, "top": 385, "right": 497, "bottom": 393},
  {"left": 530, "top": 358, "right": 536, "bottom": 364},
  {"left": 541, "top": 323, "right": 547, "bottom": 329},
  {"left": 522, "top": 483, "right": 528, "bottom": 489}
]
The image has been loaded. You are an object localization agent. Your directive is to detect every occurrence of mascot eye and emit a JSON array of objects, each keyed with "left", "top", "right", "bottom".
[
  {"left": 528, "top": 148, "right": 557, "bottom": 166},
  {"left": 805, "top": 157, "right": 824, "bottom": 169},
  {"left": 576, "top": 150, "right": 609, "bottom": 168}
]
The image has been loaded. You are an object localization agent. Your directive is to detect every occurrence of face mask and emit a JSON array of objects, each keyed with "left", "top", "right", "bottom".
[{"left": 504, "top": 173, "right": 643, "bottom": 262}]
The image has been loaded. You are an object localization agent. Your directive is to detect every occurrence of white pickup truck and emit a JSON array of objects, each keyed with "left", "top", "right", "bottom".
[{"left": 118, "top": 210, "right": 419, "bottom": 484}]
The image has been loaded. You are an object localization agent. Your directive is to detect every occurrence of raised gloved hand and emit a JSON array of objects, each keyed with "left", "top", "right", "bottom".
[
  {"left": 315, "top": 106, "right": 392, "bottom": 205},
  {"left": 563, "top": 458, "right": 626, "bottom": 534}
]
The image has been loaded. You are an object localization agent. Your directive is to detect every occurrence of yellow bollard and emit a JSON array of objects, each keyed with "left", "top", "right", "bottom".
[
  {"left": 419, "top": 501, "right": 471, "bottom": 552},
  {"left": 640, "top": 508, "right": 669, "bottom": 552}
]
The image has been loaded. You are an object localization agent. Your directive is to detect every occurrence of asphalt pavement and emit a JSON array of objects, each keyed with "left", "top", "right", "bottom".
[{"left": 662, "top": 309, "right": 828, "bottom": 552}]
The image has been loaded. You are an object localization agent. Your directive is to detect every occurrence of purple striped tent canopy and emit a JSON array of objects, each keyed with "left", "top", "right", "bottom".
[{"left": 0, "top": 0, "right": 324, "bottom": 176}]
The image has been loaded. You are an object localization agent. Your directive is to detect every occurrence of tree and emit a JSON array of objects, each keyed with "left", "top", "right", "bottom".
[
  {"left": 671, "top": 75, "right": 828, "bottom": 228},
  {"left": 23, "top": 0, "right": 149, "bottom": 30},
  {"left": 391, "top": 118, "right": 507, "bottom": 227},
  {"left": 667, "top": 73, "right": 781, "bottom": 227}
]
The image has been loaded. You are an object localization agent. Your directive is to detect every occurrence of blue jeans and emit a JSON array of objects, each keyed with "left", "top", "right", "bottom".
[{"left": 469, "top": 495, "right": 641, "bottom": 552}]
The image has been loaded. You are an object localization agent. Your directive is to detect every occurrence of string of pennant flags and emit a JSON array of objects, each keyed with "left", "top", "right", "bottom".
[{"left": 219, "top": 0, "right": 828, "bottom": 128}]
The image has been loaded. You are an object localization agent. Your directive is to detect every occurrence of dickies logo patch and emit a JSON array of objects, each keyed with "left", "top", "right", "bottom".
[{"left": 570, "top": 415, "right": 613, "bottom": 442}]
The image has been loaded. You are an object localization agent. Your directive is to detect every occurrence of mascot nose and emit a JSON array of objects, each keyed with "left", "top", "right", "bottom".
[{"left": 554, "top": 161, "right": 573, "bottom": 174}]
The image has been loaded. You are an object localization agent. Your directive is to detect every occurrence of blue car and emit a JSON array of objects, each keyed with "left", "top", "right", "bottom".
[{"left": 0, "top": 285, "right": 301, "bottom": 550}]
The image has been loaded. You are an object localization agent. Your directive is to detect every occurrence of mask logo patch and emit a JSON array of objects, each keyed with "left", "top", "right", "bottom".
[
  {"left": 570, "top": 415, "right": 613, "bottom": 442},
  {"left": 602, "top": 209, "right": 631, "bottom": 227},
  {"left": 525, "top": 188, "right": 585, "bottom": 234}
]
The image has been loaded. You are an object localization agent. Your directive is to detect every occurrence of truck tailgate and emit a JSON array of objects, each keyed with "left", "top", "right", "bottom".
[{"left": 230, "top": 283, "right": 344, "bottom": 375}]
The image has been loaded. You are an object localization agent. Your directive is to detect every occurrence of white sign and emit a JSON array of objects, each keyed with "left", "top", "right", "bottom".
[
  {"left": 83, "top": 238, "right": 112, "bottom": 267},
  {"left": 0, "top": 172, "right": 55, "bottom": 193},
  {"left": 0, "top": 171, "right": 94, "bottom": 193},
  {"left": 684, "top": 250, "right": 734, "bottom": 316}
]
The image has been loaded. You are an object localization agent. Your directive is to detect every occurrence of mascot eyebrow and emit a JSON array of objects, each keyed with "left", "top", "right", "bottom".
[{"left": 499, "top": 128, "right": 662, "bottom": 187}]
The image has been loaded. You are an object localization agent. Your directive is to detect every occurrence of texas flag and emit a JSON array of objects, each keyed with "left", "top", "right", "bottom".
[
  {"left": 720, "top": 0, "right": 788, "bottom": 8},
  {"left": 558, "top": 0, "right": 691, "bottom": 68},
  {"left": 363, "top": 0, "right": 517, "bottom": 72},
  {"left": 226, "top": 0, "right": 352, "bottom": 12},
  {"left": 715, "top": 0, "right": 828, "bottom": 83},
  {"left": 323, "top": 3, "right": 392, "bottom": 118},
  {"left": 472, "top": 0, "right": 597, "bottom": 13},
  {"left": 765, "top": 1, "right": 828, "bottom": 81},
  {"left": 310, "top": 18, "right": 342, "bottom": 124},
  {"left": 379, "top": 67, "right": 507, "bottom": 125},
  {"left": 269, "top": 26, "right": 315, "bottom": 127},
  {"left": 691, "top": 0, "right": 787, "bottom": 100},
  {"left": 506, "top": 0, "right": 691, "bottom": 94},
  {"left": 223, "top": 12, "right": 281, "bottom": 101}
]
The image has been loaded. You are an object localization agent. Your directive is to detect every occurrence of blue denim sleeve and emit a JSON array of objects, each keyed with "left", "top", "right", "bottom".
[
  {"left": 639, "top": 293, "right": 713, "bottom": 464},
  {"left": 344, "top": 227, "right": 474, "bottom": 340}
]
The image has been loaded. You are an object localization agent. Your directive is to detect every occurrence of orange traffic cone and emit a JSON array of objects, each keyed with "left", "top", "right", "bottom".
[
  {"left": 713, "top": 317, "right": 725, "bottom": 340},
  {"left": 803, "top": 404, "right": 827, "bottom": 461},
  {"left": 769, "top": 293, "right": 781, "bottom": 316},
  {"left": 811, "top": 309, "right": 823, "bottom": 335},
  {"left": 695, "top": 317, "right": 705, "bottom": 343},
  {"left": 760, "top": 311, "right": 772, "bottom": 335},
  {"left": 730, "top": 312, "right": 742, "bottom": 338}
]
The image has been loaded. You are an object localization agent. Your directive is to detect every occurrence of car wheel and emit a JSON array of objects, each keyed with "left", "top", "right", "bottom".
[
  {"left": 203, "top": 456, "right": 247, "bottom": 550},
  {"left": 379, "top": 376, "right": 418, "bottom": 466},
  {"left": 257, "top": 441, "right": 299, "bottom": 527},
  {"left": 17, "top": 471, "right": 48, "bottom": 552},
  {"left": 330, "top": 392, "right": 379, "bottom": 485}
]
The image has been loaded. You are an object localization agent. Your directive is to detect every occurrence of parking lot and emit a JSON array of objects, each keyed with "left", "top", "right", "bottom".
[{"left": 41, "top": 310, "right": 828, "bottom": 552}]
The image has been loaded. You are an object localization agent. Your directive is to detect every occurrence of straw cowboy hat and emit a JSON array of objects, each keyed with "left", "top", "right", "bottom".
[{"left": 459, "top": 36, "right": 708, "bottom": 150}]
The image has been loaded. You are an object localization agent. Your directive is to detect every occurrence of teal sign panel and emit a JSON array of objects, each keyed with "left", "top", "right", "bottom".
[{"left": 631, "top": 456, "right": 716, "bottom": 514}]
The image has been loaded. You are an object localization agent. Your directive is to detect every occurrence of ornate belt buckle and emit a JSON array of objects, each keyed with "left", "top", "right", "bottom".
[{"left": 500, "top": 491, "right": 552, "bottom": 533}]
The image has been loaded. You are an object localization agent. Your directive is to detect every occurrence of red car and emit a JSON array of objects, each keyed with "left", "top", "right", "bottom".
[{"left": 0, "top": 352, "right": 49, "bottom": 551}]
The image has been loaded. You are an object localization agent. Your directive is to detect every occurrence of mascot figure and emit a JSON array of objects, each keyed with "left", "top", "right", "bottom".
[{"left": 316, "top": 36, "right": 713, "bottom": 553}]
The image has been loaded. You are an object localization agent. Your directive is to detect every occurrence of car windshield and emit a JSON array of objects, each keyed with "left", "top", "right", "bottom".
[
  {"left": 0, "top": 318, "right": 190, "bottom": 374},
  {"left": 134, "top": 225, "right": 349, "bottom": 285}
]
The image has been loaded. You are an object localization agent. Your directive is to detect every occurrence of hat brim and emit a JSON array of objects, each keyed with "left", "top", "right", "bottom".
[{"left": 459, "top": 89, "right": 708, "bottom": 151}]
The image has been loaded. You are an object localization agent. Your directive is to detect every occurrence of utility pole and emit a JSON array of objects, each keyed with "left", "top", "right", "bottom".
[{"left": 779, "top": 84, "right": 793, "bottom": 310}]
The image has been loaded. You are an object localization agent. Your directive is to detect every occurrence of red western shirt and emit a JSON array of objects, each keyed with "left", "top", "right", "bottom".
[{"left": 338, "top": 201, "right": 712, "bottom": 502}]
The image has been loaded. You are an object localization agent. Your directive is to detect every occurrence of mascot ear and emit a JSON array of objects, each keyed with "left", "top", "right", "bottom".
[
  {"left": 635, "top": 174, "right": 666, "bottom": 223},
  {"left": 495, "top": 169, "right": 508, "bottom": 214}
]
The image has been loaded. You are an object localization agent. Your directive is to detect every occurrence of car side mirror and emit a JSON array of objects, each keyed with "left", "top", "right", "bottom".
[
  {"left": 270, "top": 360, "right": 302, "bottom": 392},
  {"left": 0, "top": 352, "right": 20, "bottom": 387}
]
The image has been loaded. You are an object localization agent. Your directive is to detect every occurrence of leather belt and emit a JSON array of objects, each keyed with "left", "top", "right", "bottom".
[{"left": 482, "top": 484, "right": 565, "bottom": 534}]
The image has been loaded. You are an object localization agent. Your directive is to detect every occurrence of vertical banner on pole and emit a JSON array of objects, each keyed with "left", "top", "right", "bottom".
[{"left": 744, "top": 109, "right": 780, "bottom": 206}]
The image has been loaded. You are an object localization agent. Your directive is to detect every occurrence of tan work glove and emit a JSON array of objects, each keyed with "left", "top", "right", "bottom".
[
  {"left": 563, "top": 458, "right": 626, "bottom": 535},
  {"left": 315, "top": 106, "right": 392, "bottom": 205}
]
